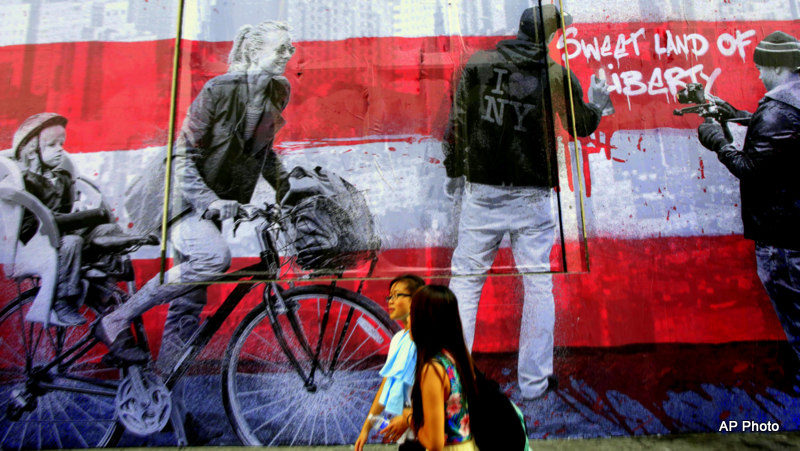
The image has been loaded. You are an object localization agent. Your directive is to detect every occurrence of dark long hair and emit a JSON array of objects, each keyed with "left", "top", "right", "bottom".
[{"left": 409, "top": 285, "right": 477, "bottom": 432}]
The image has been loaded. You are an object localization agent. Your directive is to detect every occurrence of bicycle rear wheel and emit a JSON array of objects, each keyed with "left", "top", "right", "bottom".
[
  {"left": 0, "top": 286, "right": 121, "bottom": 449},
  {"left": 222, "top": 284, "right": 399, "bottom": 446}
]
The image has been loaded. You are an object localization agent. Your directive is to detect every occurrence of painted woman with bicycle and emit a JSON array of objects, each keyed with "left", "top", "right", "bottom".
[
  {"left": 104, "top": 21, "right": 296, "bottom": 364},
  {"left": 95, "top": 20, "right": 297, "bottom": 443},
  {"left": 2, "top": 19, "right": 395, "bottom": 449}
]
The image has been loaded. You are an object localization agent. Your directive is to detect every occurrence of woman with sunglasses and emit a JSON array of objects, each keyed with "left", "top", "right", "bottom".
[{"left": 355, "top": 275, "right": 426, "bottom": 451}]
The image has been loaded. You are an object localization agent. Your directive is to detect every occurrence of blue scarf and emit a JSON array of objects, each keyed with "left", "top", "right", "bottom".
[{"left": 378, "top": 330, "right": 417, "bottom": 416}]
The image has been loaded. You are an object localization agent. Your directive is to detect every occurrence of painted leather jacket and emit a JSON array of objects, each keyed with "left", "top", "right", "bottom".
[
  {"left": 715, "top": 80, "right": 800, "bottom": 249},
  {"left": 126, "top": 72, "right": 290, "bottom": 234}
]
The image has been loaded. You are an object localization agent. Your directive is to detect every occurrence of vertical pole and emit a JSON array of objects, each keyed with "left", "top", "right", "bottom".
[{"left": 160, "top": 0, "right": 186, "bottom": 283}]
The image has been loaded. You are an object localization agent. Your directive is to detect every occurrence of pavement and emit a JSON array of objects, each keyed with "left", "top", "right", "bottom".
[
  {"left": 4, "top": 340, "right": 800, "bottom": 448},
  {"left": 120, "top": 340, "right": 800, "bottom": 447},
  {"left": 107, "top": 431, "right": 800, "bottom": 450}
]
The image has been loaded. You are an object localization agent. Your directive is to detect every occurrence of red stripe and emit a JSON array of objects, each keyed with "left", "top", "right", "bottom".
[
  {"left": 0, "top": 40, "right": 175, "bottom": 153},
  {"left": 3, "top": 20, "right": 797, "bottom": 153},
  {"left": 79, "top": 235, "right": 779, "bottom": 354},
  {"left": 0, "top": 235, "right": 784, "bottom": 354}
]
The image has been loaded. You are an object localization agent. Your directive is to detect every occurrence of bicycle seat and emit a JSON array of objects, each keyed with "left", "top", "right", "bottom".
[{"left": 0, "top": 187, "right": 60, "bottom": 325}]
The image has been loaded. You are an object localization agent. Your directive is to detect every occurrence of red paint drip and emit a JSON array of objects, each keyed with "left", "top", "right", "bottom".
[{"left": 699, "top": 157, "right": 705, "bottom": 179}]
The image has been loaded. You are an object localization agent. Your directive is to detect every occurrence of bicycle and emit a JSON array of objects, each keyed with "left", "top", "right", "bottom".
[{"left": 0, "top": 199, "right": 399, "bottom": 448}]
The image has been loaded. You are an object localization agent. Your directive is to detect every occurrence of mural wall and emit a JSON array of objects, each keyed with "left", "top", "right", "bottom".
[{"left": 1, "top": 0, "right": 799, "bottom": 447}]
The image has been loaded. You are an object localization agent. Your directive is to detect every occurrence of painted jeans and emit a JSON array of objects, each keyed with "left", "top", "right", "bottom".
[
  {"left": 449, "top": 182, "right": 556, "bottom": 398},
  {"left": 755, "top": 243, "right": 800, "bottom": 363}
]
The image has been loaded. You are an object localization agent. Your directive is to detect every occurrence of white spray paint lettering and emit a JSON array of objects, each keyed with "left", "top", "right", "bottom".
[
  {"left": 653, "top": 31, "right": 709, "bottom": 58},
  {"left": 716, "top": 29, "right": 757, "bottom": 62},
  {"left": 557, "top": 27, "right": 646, "bottom": 67}
]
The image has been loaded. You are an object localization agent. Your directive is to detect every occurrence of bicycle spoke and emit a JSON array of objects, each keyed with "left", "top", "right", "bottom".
[
  {"left": 0, "top": 419, "right": 16, "bottom": 446},
  {"left": 17, "top": 307, "right": 31, "bottom": 365},
  {"left": 305, "top": 405, "right": 316, "bottom": 446},
  {"left": 60, "top": 395, "right": 100, "bottom": 423},
  {"left": 265, "top": 395, "right": 307, "bottom": 447},
  {"left": 17, "top": 412, "right": 30, "bottom": 451},
  {"left": 67, "top": 387, "right": 115, "bottom": 415},
  {"left": 51, "top": 399, "right": 90, "bottom": 448},
  {"left": 290, "top": 401, "right": 313, "bottom": 446},
  {"left": 46, "top": 328, "right": 59, "bottom": 357},
  {"left": 44, "top": 397, "right": 63, "bottom": 450},
  {"left": 0, "top": 336, "right": 26, "bottom": 364},
  {"left": 339, "top": 405, "right": 363, "bottom": 441},
  {"left": 336, "top": 363, "right": 383, "bottom": 377},
  {"left": 241, "top": 389, "right": 298, "bottom": 416},
  {"left": 63, "top": 325, "right": 80, "bottom": 345},
  {"left": 330, "top": 384, "right": 379, "bottom": 397},
  {"left": 36, "top": 404, "right": 43, "bottom": 450},
  {"left": 336, "top": 337, "right": 371, "bottom": 369},
  {"left": 238, "top": 385, "right": 288, "bottom": 397},
  {"left": 242, "top": 351, "right": 287, "bottom": 371},
  {"left": 0, "top": 353, "right": 25, "bottom": 372},
  {"left": 334, "top": 314, "right": 360, "bottom": 365},
  {"left": 32, "top": 326, "right": 45, "bottom": 359},
  {"left": 321, "top": 404, "right": 329, "bottom": 445},
  {"left": 325, "top": 303, "right": 344, "bottom": 365},
  {"left": 67, "top": 417, "right": 90, "bottom": 448},
  {"left": 252, "top": 393, "right": 304, "bottom": 440},
  {"left": 27, "top": 320, "right": 36, "bottom": 365},
  {"left": 248, "top": 330, "right": 293, "bottom": 365},
  {"left": 332, "top": 404, "right": 346, "bottom": 443},
  {"left": 338, "top": 343, "right": 385, "bottom": 373}
]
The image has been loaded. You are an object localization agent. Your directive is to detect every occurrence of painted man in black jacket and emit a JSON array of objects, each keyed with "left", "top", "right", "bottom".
[
  {"left": 444, "top": 5, "right": 610, "bottom": 400},
  {"left": 698, "top": 31, "right": 800, "bottom": 374}
]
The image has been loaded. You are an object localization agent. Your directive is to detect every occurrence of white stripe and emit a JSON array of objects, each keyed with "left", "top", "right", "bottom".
[
  {"left": 2, "top": 0, "right": 797, "bottom": 47},
  {"left": 64, "top": 128, "right": 743, "bottom": 262}
]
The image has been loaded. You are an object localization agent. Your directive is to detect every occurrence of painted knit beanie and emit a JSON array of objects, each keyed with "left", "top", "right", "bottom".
[
  {"left": 753, "top": 31, "right": 800, "bottom": 70},
  {"left": 517, "top": 4, "right": 572, "bottom": 43}
]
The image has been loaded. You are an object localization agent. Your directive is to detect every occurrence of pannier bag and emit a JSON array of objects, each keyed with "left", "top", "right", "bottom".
[{"left": 279, "top": 166, "right": 380, "bottom": 271}]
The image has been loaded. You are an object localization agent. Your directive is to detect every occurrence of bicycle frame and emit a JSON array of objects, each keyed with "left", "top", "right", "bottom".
[
  {"left": 161, "top": 216, "right": 379, "bottom": 394},
  {"left": 12, "top": 207, "right": 381, "bottom": 443}
]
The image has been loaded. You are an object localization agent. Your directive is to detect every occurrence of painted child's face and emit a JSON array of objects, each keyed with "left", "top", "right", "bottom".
[{"left": 38, "top": 125, "right": 66, "bottom": 168}]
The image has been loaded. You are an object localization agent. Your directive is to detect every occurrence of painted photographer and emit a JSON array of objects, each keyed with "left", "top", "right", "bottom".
[
  {"left": 443, "top": 4, "right": 609, "bottom": 401},
  {"left": 697, "top": 31, "right": 800, "bottom": 377}
]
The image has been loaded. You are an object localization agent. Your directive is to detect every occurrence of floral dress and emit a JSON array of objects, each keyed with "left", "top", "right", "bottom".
[{"left": 434, "top": 353, "right": 472, "bottom": 444}]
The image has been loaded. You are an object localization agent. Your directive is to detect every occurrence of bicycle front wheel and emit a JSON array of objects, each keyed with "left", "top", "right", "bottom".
[{"left": 222, "top": 284, "right": 399, "bottom": 446}]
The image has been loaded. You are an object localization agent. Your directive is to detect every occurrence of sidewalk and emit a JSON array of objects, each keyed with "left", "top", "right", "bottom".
[{"left": 107, "top": 431, "right": 800, "bottom": 450}]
